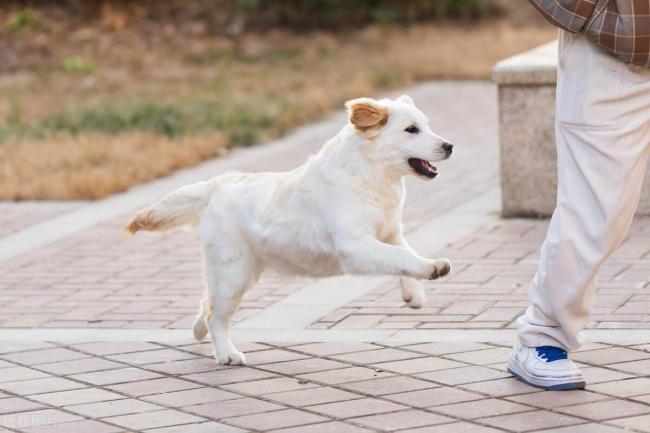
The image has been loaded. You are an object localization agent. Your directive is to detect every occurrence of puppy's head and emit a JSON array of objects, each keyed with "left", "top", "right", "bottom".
[{"left": 345, "top": 95, "right": 452, "bottom": 180}]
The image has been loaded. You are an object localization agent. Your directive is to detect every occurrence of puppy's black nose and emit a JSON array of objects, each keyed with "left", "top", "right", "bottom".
[{"left": 442, "top": 142, "right": 453, "bottom": 154}]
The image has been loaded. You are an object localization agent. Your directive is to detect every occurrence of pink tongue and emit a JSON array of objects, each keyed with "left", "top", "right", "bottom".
[{"left": 422, "top": 161, "right": 436, "bottom": 172}]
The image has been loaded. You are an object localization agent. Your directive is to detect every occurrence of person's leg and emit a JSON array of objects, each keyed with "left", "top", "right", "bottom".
[{"left": 510, "top": 31, "right": 650, "bottom": 389}]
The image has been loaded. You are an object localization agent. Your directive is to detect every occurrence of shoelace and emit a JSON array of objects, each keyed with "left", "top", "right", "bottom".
[{"left": 535, "top": 346, "right": 568, "bottom": 362}]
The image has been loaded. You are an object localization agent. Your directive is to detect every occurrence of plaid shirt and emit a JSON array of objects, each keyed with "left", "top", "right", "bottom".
[{"left": 528, "top": 0, "right": 650, "bottom": 67}]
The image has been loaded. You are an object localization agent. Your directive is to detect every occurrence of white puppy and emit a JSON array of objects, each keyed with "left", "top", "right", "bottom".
[{"left": 125, "top": 95, "right": 453, "bottom": 365}]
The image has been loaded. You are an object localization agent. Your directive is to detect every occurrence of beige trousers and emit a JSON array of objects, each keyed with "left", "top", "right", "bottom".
[{"left": 516, "top": 31, "right": 650, "bottom": 351}]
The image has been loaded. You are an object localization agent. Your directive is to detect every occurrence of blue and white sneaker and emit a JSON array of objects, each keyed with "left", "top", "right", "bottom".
[{"left": 508, "top": 343, "right": 586, "bottom": 390}]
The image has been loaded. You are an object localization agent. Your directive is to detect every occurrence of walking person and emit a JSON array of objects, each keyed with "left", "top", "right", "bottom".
[{"left": 509, "top": 0, "right": 650, "bottom": 390}]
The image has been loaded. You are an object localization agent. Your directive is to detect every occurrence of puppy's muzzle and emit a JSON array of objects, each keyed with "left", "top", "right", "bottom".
[{"left": 442, "top": 142, "right": 453, "bottom": 158}]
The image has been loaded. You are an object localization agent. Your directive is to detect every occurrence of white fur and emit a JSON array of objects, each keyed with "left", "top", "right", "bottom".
[{"left": 127, "top": 95, "right": 452, "bottom": 365}]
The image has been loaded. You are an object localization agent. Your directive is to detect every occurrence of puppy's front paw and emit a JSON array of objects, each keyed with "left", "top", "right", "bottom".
[
  {"left": 429, "top": 258, "right": 451, "bottom": 280},
  {"left": 215, "top": 349, "right": 246, "bottom": 366}
]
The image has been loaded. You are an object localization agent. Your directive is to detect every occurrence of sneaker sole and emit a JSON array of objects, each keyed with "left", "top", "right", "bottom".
[{"left": 507, "top": 358, "right": 586, "bottom": 391}]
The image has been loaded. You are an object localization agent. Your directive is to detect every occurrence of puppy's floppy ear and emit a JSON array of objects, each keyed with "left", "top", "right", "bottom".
[
  {"left": 345, "top": 97, "right": 389, "bottom": 131},
  {"left": 396, "top": 94, "right": 414, "bottom": 106}
]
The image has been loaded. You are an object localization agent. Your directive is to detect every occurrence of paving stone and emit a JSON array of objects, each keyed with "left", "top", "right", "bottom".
[
  {"left": 632, "top": 394, "right": 650, "bottom": 404},
  {"left": 608, "top": 358, "right": 650, "bottom": 375},
  {"left": 581, "top": 366, "right": 633, "bottom": 384},
  {"left": 105, "top": 409, "right": 205, "bottom": 430},
  {"left": 506, "top": 390, "right": 609, "bottom": 409},
  {"left": 144, "top": 421, "right": 248, "bottom": 433},
  {"left": 0, "top": 397, "right": 45, "bottom": 414},
  {"left": 307, "top": 397, "right": 407, "bottom": 418},
  {"left": 298, "top": 366, "right": 392, "bottom": 385},
  {"left": 222, "top": 376, "right": 320, "bottom": 395},
  {"left": 556, "top": 398, "right": 650, "bottom": 421},
  {"left": 30, "top": 388, "right": 123, "bottom": 406},
  {"left": 72, "top": 341, "right": 164, "bottom": 356},
  {"left": 372, "top": 357, "right": 466, "bottom": 374},
  {"left": 403, "top": 343, "right": 494, "bottom": 356},
  {"left": 0, "top": 377, "right": 85, "bottom": 396},
  {"left": 445, "top": 347, "right": 513, "bottom": 366},
  {"left": 224, "top": 408, "right": 328, "bottom": 430},
  {"left": 0, "top": 366, "right": 49, "bottom": 383},
  {"left": 572, "top": 347, "right": 650, "bottom": 365},
  {"left": 0, "top": 343, "right": 55, "bottom": 355},
  {"left": 384, "top": 387, "right": 483, "bottom": 408},
  {"left": 333, "top": 348, "right": 426, "bottom": 364},
  {"left": 350, "top": 409, "right": 453, "bottom": 430},
  {"left": 184, "top": 397, "right": 284, "bottom": 419},
  {"left": 70, "top": 366, "right": 163, "bottom": 386},
  {"left": 265, "top": 386, "right": 364, "bottom": 407},
  {"left": 609, "top": 414, "right": 650, "bottom": 432},
  {"left": 272, "top": 421, "right": 375, "bottom": 433},
  {"left": 66, "top": 398, "right": 163, "bottom": 418},
  {"left": 0, "top": 408, "right": 83, "bottom": 430},
  {"left": 472, "top": 307, "right": 523, "bottom": 322},
  {"left": 334, "top": 315, "right": 384, "bottom": 329},
  {"left": 170, "top": 343, "right": 215, "bottom": 357},
  {"left": 531, "top": 424, "right": 632, "bottom": 433},
  {"left": 376, "top": 321, "right": 418, "bottom": 329},
  {"left": 0, "top": 348, "right": 89, "bottom": 366},
  {"left": 36, "top": 358, "right": 124, "bottom": 376},
  {"left": 461, "top": 377, "right": 540, "bottom": 397},
  {"left": 589, "top": 378, "right": 650, "bottom": 398},
  {"left": 339, "top": 375, "right": 439, "bottom": 396},
  {"left": 440, "top": 301, "right": 491, "bottom": 314},
  {"left": 479, "top": 410, "right": 584, "bottom": 432},
  {"left": 108, "top": 349, "right": 198, "bottom": 365},
  {"left": 432, "top": 398, "right": 533, "bottom": 419},
  {"left": 182, "top": 367, "right": 277, "bottom": 386},
  {"left": 241, "top": 349, "right": 309, "bottom": 365},
  {"left": 260, "top": 358, "right": 349, "bottom": 375},
  {"left": 291, "top": 343, "right": 380, "bottom": 357},
  {"left": 142, "top": 358, "right": 222, "bottom": 375},
  {"left": 20, "top": 419, "right": 124, "bottom": 433},
  {"left": 615, "top": 302, "right": 650, "bottom": 314},
  {"left": 416, "top": 366, "right": 510, "bottom": 385},
  {"left": 399, "top": 421, "right": 503, "bottom": 433},
  {"left": 108, "top": 377, "right": 201, "bottom": 397},
  {"left": 142, "top": 387, "right": 241, "bottom": 407}
]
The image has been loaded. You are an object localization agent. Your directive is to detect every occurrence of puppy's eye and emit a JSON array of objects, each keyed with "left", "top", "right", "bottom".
[{"left": 404, "top": 125, "right": 420, "bottom": 134}]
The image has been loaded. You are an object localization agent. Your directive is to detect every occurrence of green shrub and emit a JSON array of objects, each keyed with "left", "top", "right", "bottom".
[
  {"left": 42, "top": 104, "right": 186, "bottom": 136},
  {"left": 62, "top": 57, "right": 96, "bottom": 75},
  {"left": 24, "top": 98, "right": 285, "bottom": 144},
  {"left": 241, "top": 0, "right": 500, "bottom": 29},
  {"left": 6, "top": 8, "right": 40, "bottom": 34}
]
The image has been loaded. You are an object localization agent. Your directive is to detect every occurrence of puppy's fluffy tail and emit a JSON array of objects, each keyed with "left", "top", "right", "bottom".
[{"left": 124, "top": 180, "right": 214, "bottom": 235}]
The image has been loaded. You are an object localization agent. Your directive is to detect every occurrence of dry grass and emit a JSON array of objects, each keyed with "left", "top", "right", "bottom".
[
  {"left": 0, "top": 132, "right": 226, "bottom": 200},
  {"left": 0, "top": 21, "right": 556, "bottom": 200}
]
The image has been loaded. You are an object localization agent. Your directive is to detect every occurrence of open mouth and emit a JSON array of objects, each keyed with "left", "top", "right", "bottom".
[{"left": 408, "top": 158, "right": 437, "bottom": 178}]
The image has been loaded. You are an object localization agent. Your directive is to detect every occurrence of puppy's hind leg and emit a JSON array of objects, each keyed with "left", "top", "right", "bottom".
[
  {"left": 202, "top": 240, "right": 261, "bottom": 366},
  {"left": 192, "top": 299, "right": 210, "bottom": 342},
  {"left": 400, "top": 277, "right": 426, "bottom": 309}
]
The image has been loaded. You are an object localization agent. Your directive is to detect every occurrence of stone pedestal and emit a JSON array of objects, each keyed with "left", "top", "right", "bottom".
[{"left": 492, "top": 40, "right": 650, "bottom": 217}]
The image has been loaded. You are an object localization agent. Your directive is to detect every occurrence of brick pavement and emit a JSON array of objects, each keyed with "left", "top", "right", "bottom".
[
  {"left": 313, "top": 218, "right": 650, "bottom": 331},
  {"left": 0, "top": 204, "right": 79, "bottom": 238},
  {"left": 1, "top": 81, "right": 650, "bottom": 432},
  {"left": 2, "top": 341, "right": 650, "bottom": 433},
  {"left": 0, "top": 215, "right": 306, "bottom": 329}
]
